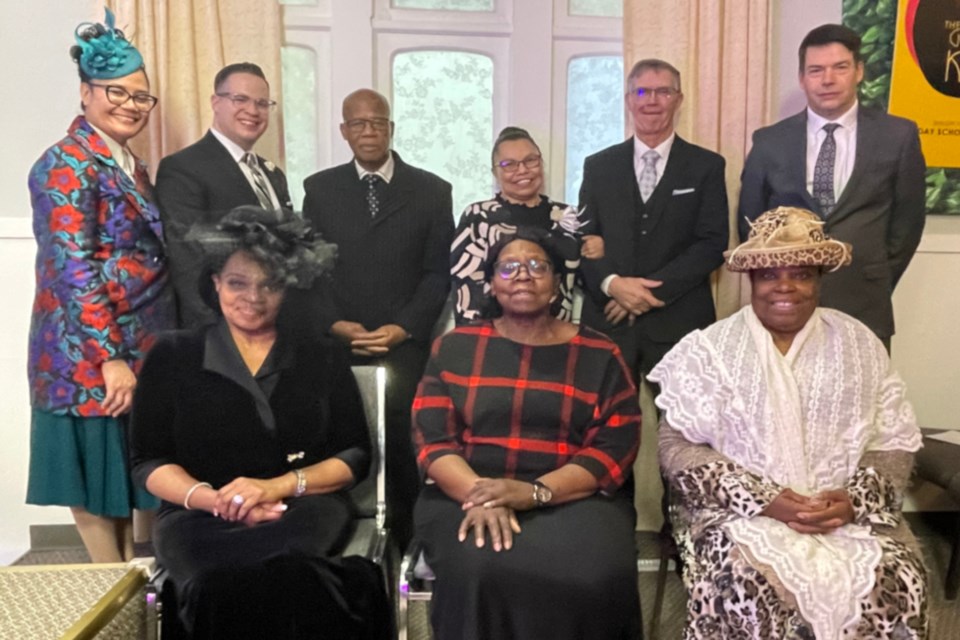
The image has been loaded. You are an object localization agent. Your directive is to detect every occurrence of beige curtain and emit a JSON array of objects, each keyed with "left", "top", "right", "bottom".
[
  {"left": 106, "top": 0, "right": 284, "bottom": 177},
  {"left": 623, "top": 0, "right": 772, "bottom": 530}
]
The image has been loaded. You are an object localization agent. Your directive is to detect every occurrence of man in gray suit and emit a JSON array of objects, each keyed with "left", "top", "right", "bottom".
[{"left": 738, "top": 24, "right": 926, "bottom": 346}]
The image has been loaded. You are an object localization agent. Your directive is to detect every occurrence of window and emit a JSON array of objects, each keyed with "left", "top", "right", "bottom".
[{"left": 393, "top": 0, "right": 493, "bottom": 10}]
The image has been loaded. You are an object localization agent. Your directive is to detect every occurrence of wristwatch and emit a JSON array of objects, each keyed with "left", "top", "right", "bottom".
[{"left": 532, "top": 480, "right": 553, "bottom": 508}]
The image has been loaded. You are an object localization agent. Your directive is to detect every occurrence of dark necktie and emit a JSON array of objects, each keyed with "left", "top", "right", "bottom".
[
  {"left": 242, "top": 152, "right": 274, "bottom": 209},
  {"left": 812, "top": 123, "right": 840, "bottom": 217},
  {"left": 364, "top": 174, "right": 384, "bottom": 217}
]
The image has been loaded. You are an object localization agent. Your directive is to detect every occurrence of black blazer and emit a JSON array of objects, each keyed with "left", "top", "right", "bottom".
[
  {"left": 155, "top": 131, "right": 293, "bottom": 328},
  {"left": 302, "top": 153, "right": 454, "bottom": 344},
  {"left": 738, "top": 107, "right": 926, "bottom": 338},
  {"left": 130, "top": 326, "right": 370, "bottom": 492},
  {"left": 579, "top": 136, "right": 729, "bottom": 343}
]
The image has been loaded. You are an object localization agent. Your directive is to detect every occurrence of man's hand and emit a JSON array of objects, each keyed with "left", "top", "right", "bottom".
[
  {"left": 349, "top": 324, "right": 409, "bottom": 356},
  {"left": 604, "top": 299, "right": 632, "bottom": 326},
  {"left": 330, "top": 321, "right": 369, "bottom": 345},
  {"left": 608, "top": 276, "right": 665, "bottom": 315}
]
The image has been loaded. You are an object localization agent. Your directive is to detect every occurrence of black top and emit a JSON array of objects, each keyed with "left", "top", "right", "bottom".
[{"left": 130, "top": 320, "right": 370, "bottom": 493}]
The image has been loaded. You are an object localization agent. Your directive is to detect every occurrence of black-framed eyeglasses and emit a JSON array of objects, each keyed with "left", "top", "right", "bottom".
[
  {"left": 344, "top": 118, "right": 391, "bottom": 133},
  {"left": 88, "top": 83, "right": 158, "bottom": 112},
  {"left": 493, "top": 258, "right": 553, "bottom": 280},
  {"left": 628, "top": 86, "right": 679, "bottom": 100},
  {"left": 496, "top": 154, "right": 542, "bottom": 173},
  {"left": 215, "top": 92, "right": 277, "bottom": 111}
]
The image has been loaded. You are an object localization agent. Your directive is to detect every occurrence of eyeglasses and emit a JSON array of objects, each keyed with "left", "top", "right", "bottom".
[
  {"left": 628, "top": 86, "right": 679, "bottom": 100},
  {"left": 222, "top": 276, "right": 285, "bottom": 296},
  {"left": 344, "top": 118, "right": 391, "bottom": 133},
  {"left": 493, "top": 258, "right": 553, "bottom": 280},
  {"left": 88, "top": 83, "right": 158, "bottom": 112},
  {"left": 495, "top": 154, "right": 542, "bottom": 173},
  {"left": 215, "top": 92, "right": 278, "bottom": 111}
]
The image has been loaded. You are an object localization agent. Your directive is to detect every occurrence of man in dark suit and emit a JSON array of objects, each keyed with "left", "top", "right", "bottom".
[
  {"left": 738, "top": 24, "right": 926, "bottom": 345},
  {"left": 156, "top": 62, "right": 292, "bottom": 328},
  {"left": 579, "top": 59, "right": 729, "bottom": 380},
  {"left": 303, "top": 89, "right": 453, "bottom": 547}
]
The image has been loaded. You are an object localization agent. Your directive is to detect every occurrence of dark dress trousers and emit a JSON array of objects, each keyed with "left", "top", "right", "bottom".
[
  {"left": 579, "top": 136, "right": 729, "bottom": 375},
  {"left": 302, "top": 152, "right": 454, "bottom": 547},
  {"left": 155, "top": 131, "right": 293, "bottom": 328},
  {"left": 738, "top": 107, "right": 926, "bottom": 339}
]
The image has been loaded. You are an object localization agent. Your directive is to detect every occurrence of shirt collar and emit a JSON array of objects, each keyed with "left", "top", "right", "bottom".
[
  {"left": 210, "top": 126, "right": 253, "bottom": 163},
  {"left": 354, "top": 151, "right": 395, "bottom": 184},
  {"left": 633, "top": 132, "right": 676, "bottom": 163},
  {"left": 806, "top": 101, "right": 859, "bottom": 134},
  {"left": 87, "top": 122, "right": 134, "bottom": 176}
]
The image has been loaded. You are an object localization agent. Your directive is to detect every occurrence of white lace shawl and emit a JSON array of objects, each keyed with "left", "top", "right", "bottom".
[{"left": 648, "top": 306, "right": 921, "bottom": 639}]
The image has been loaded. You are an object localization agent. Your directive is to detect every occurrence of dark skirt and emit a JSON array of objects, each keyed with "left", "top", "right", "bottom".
[
  {"left": 415, "top": 485, "right": 641, "bottom": 640},
  {"left": 26, "top": 410, "right": 158, "bottom": 517},
  {"left": 155, "top": 493, "right": 390, "bottom": 639}
]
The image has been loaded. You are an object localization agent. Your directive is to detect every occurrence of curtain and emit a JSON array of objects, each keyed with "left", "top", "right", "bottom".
[
  {"left": 623, "top": 0, "right": 772, "bottom": 530},
  {"left": 107, "top": 0, "right": 284, "bottom": 177}
]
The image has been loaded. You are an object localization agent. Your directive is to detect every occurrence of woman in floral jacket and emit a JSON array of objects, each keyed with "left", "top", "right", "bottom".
[
  {"left": 450, "top": 127, "right": 601, "bottom": 325},
  {"left": 26, "top": 9, "right": 173, "bottom": 562}
]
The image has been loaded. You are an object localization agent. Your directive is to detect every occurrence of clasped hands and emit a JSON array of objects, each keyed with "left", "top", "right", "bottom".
[
  {"left": 331, "top": 321, "right": 408, "bottom": 357},
  {"left": 604, "top": 276, "right": 665, "bottom": 326},
  {"left": 213, "top": 476, "right": 288, "bottom": 527},
  {"left": 457, "top": 478, "right": 537, "bottom": 553},
  {"left": 761, "top": 488, "right": 855, "bottom": 534}
]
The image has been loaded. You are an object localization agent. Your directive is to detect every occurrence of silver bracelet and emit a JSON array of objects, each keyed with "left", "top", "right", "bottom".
[
  {"left": 293, "top": 469, "right": 307, "bottom": 497},
  {"left": 184, "top": 482, "right": 212, "bottom": 510}
]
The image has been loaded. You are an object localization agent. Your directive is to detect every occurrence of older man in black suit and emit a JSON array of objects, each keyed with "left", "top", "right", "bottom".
[
  {"left": 738, "top": 24, "right": 926, "bottom": 347},
  {"left": 579, "top": 59, "right": 729, "bottom": 381},
  {"left": 156, "top": 62, "right": 292, "bottom": 328},
  {"left": 303, "top": 89, "right": 453, "bottom": 547}
]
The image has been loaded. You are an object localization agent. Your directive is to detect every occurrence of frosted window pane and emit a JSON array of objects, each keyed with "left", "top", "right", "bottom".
[
  {"left": 393, "top": 51, "right": 494, "bottom": 218},
  {"left": 566, "top": 56, "right": 624, "bottom": 205},
  {"left": 281, "top": 46, "right": 317, "bottom": 211},
  {"left": 569, "top": 0, "right": 622, "bottom": 18},
  {"left": 393, "top": 0, "right": 494, "bottom": 11}
]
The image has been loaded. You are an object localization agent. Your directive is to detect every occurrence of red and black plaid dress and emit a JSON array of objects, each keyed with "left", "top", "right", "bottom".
[{"left": 412, "top": 322, "right": 642, "bottom": 640}]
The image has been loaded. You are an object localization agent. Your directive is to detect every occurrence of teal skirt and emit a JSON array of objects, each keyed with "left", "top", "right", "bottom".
[{"left": 26, "top": 410, "right": 159, "bottom": 518}]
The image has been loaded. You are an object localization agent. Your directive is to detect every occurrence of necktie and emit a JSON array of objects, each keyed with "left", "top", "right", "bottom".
[
  {"left": 242, "top": 153, "right": 274, "bottom": 209},
  {"left": 638, "top": 150, "right": 660, "bottom": 202},
  {"left": 812, "top": 123, "right": 840, "bottom": 216},
  {"left": 364, "top": 174, "right": 384, "bottom": 217}
]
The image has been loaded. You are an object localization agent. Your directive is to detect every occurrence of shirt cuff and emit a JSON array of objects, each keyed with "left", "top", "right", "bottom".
[{"left": 601, "top": 274, "right": 619, "bottom": 297}]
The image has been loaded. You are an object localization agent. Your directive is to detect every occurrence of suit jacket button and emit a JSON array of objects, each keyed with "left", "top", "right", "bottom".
[
  {"left": 641, "top": 230, "right": 647, "bottom": 235},
  {"left": 642, "top": 214, "right": 648, "bottom": 219}
]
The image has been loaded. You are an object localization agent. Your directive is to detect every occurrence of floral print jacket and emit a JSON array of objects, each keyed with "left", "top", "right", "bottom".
[{"left": 28, "top": 116, "right": 174, "bottom": 416}]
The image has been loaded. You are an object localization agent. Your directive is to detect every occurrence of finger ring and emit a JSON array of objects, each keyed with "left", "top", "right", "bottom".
[{"left": 232, "top": 495, "right": 244, "bottom": 505}]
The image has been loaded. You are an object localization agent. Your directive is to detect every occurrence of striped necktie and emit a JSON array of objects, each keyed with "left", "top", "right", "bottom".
[{"left": 242, "top": 152, "right": 274, "bottom": 209}]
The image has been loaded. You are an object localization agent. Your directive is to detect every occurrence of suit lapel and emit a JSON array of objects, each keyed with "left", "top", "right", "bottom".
[
  {"left": 372, "top": 153, "right": 412, "bottom": 226},
  {"left": 257, "top": 155, "right": 292, "bottom": 210},
  {"left": 784, "top": 112, "right": 819, "bottom": 213},
  {"left": 201, "top": 132, "right": 263, "bottom": 206},
  {"left": 606, "top": 140, "right": 638, "bottom": 250},
  {"left": 828, "top": 108, "right": 876, "bottom": 225}
]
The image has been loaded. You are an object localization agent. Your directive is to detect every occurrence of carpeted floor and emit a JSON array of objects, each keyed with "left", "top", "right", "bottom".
[{"left": 11, "top": 513, "right": 959, "bottom": 639}]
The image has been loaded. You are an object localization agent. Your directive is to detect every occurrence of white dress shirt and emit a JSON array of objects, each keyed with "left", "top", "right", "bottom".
[
  {"left": 209, "top": 127, "right": 281, "bottom": 209},
  {"left": 89, "top": 123, "right": 135, "bottom": 180},
  {"left": 805, "top": 102, "right": 858, "bottom": 203},
  {"left": 353, "top": 151, "right": 395, "bottom": 184}
]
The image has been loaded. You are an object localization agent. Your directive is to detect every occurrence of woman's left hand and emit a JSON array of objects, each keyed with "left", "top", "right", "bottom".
[
  {"left": 462, "top": 478, "right": 535, "bottom": 511},
  {"left": 790, "top": 489, "right": 855, "bottom": 534},
  {"left": 458, "top": 505, "right": 521, "bottom": 552},
  {"left": 580, "top": 234, "right": 605, "bottom": 259},
  {"left": 101, "top": 359, "right": 137, "bottom": 417},
  {"left": 216, "top": 477, "right": 282, "bottom": 522}
]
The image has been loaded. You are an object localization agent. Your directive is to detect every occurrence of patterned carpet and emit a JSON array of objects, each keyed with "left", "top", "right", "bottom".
[{"left": 9, "top": 514, "right": 959, "bottom": 639}]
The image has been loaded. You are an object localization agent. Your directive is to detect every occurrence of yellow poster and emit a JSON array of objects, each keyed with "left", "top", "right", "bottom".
[{"left": 888, "top": 0, "right": 960, "bottom": 168}]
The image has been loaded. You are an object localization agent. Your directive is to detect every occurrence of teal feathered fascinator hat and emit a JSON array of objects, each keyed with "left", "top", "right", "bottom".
[{"left": 73, "top": 7, "right": 144, "bottom": 80}]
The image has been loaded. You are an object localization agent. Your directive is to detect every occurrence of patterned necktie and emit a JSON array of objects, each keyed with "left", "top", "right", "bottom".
[
  {"left": 812, "top": 123, "right": 840, "bottom": 216},
  {"left": 638, "top": 150, "right": 660, "bottom": 203},
  {"left": 242, "top": 152, "right": 274, "bottom": 209},
  {"left": 364, "top": 174, "right": 384, "bottom": 217}
]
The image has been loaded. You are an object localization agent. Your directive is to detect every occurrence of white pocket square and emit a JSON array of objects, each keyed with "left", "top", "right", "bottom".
[{"left": 672, "top": 188, "right": 695, "bottom": 195}]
